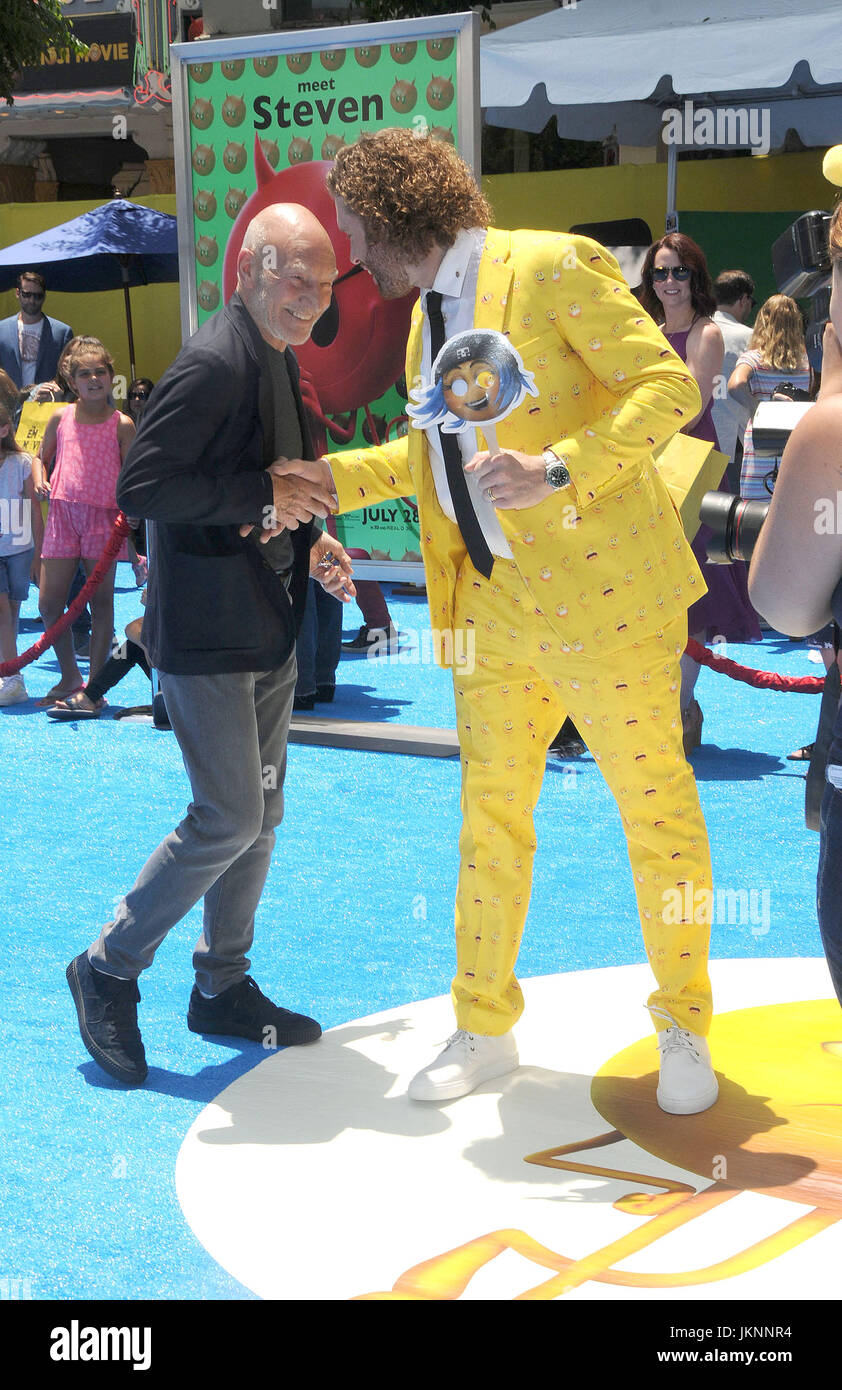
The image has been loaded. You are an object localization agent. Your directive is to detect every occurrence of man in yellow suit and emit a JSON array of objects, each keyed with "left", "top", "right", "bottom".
[{"left": 274, "top": 129, "right": 718, "bottom": 1113}]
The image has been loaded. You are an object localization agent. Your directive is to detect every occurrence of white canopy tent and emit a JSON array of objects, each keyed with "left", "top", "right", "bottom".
[{"left": 482, "top": 0, "right": 842, "bottom": 225}]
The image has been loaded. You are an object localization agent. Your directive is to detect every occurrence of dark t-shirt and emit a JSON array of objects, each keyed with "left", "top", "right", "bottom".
[{"left": 252, "top": 342, "right": 302, "bottom": 574}]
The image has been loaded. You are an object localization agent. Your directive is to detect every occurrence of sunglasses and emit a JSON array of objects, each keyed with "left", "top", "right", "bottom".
[
  {"left": 129, "top": 392, "right": 149, "bottom": 401},
  {"left": 19, "top": 290, "right": 45, "bottom": 301},
  {"left": 652, "top": 266, "right": 691, "bottom": 283}
]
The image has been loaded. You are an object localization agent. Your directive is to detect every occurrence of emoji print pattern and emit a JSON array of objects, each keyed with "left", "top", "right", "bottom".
[{"left": 451, "top": 564, "right": 713, "bottom": 1038}]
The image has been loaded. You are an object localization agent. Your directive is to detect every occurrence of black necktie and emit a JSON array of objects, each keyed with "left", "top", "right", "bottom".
[{"left": 425, "top": 290, "right": 494, "bottom": 579}]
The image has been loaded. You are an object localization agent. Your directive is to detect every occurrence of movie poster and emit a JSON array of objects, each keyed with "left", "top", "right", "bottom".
[{"left": 171, "top": 16, "right": 479, "bottom": 573}]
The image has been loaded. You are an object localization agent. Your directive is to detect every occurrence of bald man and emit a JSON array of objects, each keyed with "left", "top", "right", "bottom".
[{"left": 67, "top": 204, "right": 354, "bottom": 1086}]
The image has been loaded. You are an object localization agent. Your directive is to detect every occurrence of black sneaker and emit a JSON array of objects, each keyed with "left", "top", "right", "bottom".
[
  {"left": 66, "top": 952, "right": 148, "bottom": 1085},
  {"left": 341, "top": 624, "right": 400, "bottom": 654},
  {"left": 187, "top": 977, "right": 321, "bottom": 1047},
  {"left": 549, "top": 716, "right": 586, "bottom": 757}
]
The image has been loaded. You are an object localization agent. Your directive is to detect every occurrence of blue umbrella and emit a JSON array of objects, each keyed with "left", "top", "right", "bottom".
[{"left": 0, "top": 198, "right": 179, "bottom": 379}]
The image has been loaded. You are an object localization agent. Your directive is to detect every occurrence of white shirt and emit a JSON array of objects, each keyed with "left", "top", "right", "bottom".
[
  {"left": 420, "top": 227, "right": 513, "bottom": 560},
  {"left": 17, "top": 315, "right": 43, "bottom": 388},
  {"left": 711, "top": 308, "right": 752, "bottom": 465}
]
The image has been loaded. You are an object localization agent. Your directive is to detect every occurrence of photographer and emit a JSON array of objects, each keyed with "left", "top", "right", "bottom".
[{"left": 748, "top": 204, "right": 842, "bottom": 1008}]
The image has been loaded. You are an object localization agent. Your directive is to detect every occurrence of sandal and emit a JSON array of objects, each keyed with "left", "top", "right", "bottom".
[
  {"left": 787, "top": 743, "right": 815, "bottom": 761},
  {"left": 46, "top": 691, "right": 105, "bottom": 720},
  {"left": 37, "top": 683, "right": 84, "bottom": 707}
]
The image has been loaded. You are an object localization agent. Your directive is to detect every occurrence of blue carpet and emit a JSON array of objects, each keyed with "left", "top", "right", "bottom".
[{"left": 0, "top": 567, "right": 828, "bottom": 1299}]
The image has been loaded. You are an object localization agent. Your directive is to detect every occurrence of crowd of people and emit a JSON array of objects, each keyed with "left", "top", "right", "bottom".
[
  {"left": 0, "top": 244, "right": 817, "bottom": 722},
  {"left": 1, "top": 133, "right": 839, "bottom": 1111}
]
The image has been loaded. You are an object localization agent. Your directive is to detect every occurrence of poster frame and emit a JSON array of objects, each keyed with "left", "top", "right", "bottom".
[
  {"left": 169, "top": 13, "right": 480, "bottom": 583},
  {"left": 171, "top": 13, "right": 480, "bottom": 341}
]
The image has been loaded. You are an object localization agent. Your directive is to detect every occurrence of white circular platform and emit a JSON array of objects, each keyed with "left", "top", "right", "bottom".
[{"left": 176, "top": 958, "right": 841, "bottom": 1301}]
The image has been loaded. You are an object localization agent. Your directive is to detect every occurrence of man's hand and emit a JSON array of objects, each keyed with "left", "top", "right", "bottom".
[
  {"left": 310, "top": 531, "right": 356, "bottom": 602},
  {"left": 239, "top": 455, "right": 338, "bottom": 541},
  {"left": 464, "top": 449, "right": 556, "bottom": 510},
  {"left": 818, "top": 323, "right": 842, "bottom": 401}
]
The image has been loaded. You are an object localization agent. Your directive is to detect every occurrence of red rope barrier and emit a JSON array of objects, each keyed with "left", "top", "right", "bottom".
[
  {"left": 686, "top": 637, "right": 825, "bottom": 693},
  {"left": 0, "top": 513, "right": 133, "bottom": 679}
]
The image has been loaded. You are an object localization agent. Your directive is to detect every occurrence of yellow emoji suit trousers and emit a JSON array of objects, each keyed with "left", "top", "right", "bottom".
[{"left": 451, "top": 558, "right": 713, "bottom": 1038}]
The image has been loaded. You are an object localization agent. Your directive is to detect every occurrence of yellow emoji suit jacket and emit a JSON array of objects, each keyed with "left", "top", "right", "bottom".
[{"left": 327, "top": 229, "right": 707, "bottom": 660}]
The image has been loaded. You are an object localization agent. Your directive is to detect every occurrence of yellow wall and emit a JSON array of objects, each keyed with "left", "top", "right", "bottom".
[
  {"left": 0, "top": 195, "right": 180, "bottom": 390},
  {"left": 483, "top": 149, "right": 836, "bottom": 235},
  {"left": 1, "top": 149, "right": 834, "bottom": 392}
]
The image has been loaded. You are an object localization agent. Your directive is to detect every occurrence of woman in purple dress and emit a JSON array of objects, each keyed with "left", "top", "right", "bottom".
[{"left": 640, "top": 233, "right": 761, "bottom": 753}]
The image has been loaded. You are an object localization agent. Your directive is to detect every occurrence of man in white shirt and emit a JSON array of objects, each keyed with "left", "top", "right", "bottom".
[
  {"left": 280, "top": 129, "right": 720, "bottom": 1118},
  {"left": 0, "top": 271, "right": 73, "bottom": 394},
  {"left": 711, "top": 270, "right": 755, "bottom": 490}
]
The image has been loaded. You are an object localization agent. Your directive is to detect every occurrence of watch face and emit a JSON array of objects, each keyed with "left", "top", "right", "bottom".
[{"left": 546, "top": 464, "right": 570, "bottom": 489}]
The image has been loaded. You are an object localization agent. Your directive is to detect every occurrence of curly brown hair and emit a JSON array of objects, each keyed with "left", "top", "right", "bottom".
[{"left": 326, "top": 128, "right": 492, "bottom": 260}]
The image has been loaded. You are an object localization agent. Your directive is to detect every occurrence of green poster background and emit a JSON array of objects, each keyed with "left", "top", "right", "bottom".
[{"left": 183, "top": 32, "right": 463, "bottom": 564}]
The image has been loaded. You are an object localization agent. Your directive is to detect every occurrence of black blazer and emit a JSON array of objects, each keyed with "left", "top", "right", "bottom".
[{"left": 116, "top": 294, "right": 316, "bottom": 675}]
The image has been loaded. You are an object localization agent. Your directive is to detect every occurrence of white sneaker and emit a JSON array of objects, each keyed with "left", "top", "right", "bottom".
[
  {"left": 408, "top": 1029, "right": 519, "bottom": 1101},
  {"left": 0, "top": 674, "right": 27, "bottom": 706},
  {"left": 656, "top": 1025, "right": 719, "bottom": 1114}
]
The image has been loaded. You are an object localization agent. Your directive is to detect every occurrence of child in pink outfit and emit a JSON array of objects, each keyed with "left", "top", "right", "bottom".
[{"left": 33, "top": 337, "right": 135, "bottom": 701}]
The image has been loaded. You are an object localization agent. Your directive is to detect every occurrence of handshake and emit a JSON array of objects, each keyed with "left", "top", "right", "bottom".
[
  {"left": 240, "top": 456, "right": 356, "bottom": 602},
  {"left": 242, "top": 455, "right": 338, "bottom": 538}
]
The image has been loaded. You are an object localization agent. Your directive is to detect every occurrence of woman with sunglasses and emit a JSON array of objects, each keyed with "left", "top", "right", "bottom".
[
  {"left": 641, "top": 233, "right": 761, "bottom": 754},
  {"left": 127, "top": 378, "right": 154, "bottom": 427}
]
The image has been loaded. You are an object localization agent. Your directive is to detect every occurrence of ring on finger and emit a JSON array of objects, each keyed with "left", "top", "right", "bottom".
[{"left": 486, "top": 487, "right": 497, "bottom": 503}]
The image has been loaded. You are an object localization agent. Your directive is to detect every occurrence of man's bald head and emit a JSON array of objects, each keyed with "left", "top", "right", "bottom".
[{"left": 236, "top": 202, "right": 337, "bottom": 352}]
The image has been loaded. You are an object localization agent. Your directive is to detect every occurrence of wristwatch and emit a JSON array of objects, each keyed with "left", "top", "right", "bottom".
[{"left": 542, "top": 448, "right": 571, "bottom": 490}]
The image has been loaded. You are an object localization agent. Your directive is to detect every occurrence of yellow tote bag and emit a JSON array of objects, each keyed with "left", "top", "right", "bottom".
[{"left": 651, "top": 434, "right": 729, "bottom": 538}]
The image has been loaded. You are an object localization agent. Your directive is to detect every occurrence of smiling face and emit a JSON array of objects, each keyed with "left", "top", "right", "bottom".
[
  {"left": 238, "top": 209, "right": 337, "bottom": 351},
  {"left": 652, "top": 246, "right": 693, "bottom": 321},
  {"left": 441, "top": 358, "right": 502, "bottom": 421},
  {"left": 71, "top": 353, "right": 113, "bottom": 404}
]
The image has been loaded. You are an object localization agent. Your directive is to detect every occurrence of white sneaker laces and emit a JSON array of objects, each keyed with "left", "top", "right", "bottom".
[{"left": 648, "top": 1006, "right": 702, "bottom": 1060}]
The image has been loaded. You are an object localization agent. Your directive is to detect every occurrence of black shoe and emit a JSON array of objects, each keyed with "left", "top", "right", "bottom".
[
  {"left": 342, "top": 624, "right": 400, "bottom": 654},
  {"left": 66, "top": 952, "right": 147, "bottom": 1085},
  {"left": 549, "top": 716, "right": 586, "bottom": 756},
  {"left": 187, "top": 976, "right": 321, "bottom": 1046},
  {"left": 315, "top": 683, "right": 335, "bottom": 703},
  {"left": 293, "top": 693, "right": 315, "bottom": 711}
]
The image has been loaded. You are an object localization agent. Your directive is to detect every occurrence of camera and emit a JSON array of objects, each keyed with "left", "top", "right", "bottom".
[{"left": 700, "top": 211, "right": 829, "bottom": 561}]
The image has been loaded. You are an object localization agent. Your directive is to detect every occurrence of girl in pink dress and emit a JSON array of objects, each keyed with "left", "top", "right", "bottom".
[{"left": 33, "top": 337, "right": 135, "bottom": 701}]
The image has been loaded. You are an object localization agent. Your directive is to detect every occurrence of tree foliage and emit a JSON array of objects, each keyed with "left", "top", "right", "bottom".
[
  {"left": 360, "top": 0, "right": 493, "bottom": 30},
  {"left": 0, "top": 0, "right": 86, "bottom": 106}
]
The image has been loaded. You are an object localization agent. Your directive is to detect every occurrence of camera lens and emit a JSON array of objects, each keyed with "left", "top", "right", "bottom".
[{"left": 700, "top": 491, "right": 770, "bottom": 563}]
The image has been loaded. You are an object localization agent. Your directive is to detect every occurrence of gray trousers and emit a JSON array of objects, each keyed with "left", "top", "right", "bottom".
[{"left": 89, "top": 653, "right": 297, "bottom": 995}]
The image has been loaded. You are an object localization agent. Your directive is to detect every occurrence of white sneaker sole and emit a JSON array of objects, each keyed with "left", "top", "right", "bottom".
[
  {"left": 408, "top": 1052, "right": 519, "bottom": 1102},
  {"left": 657, "top": 1075, "right": 719, "bottom": 1115}
]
